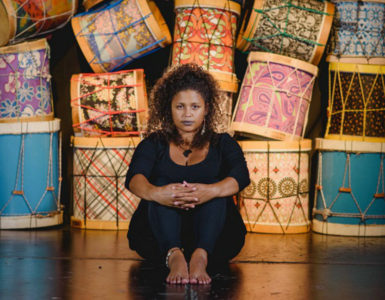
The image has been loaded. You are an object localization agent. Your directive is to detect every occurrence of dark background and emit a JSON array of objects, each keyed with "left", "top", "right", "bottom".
[{"left": 45, "top": 0, "right": 328, "bottom": 224}]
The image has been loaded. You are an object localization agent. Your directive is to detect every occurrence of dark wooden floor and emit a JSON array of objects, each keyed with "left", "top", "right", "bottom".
[{"left": 1, "top": 227, "right": 385, "bottom": 299}]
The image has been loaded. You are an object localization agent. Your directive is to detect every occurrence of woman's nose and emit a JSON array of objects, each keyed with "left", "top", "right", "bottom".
[{"left": 183, "top": 108, "right": 192, "bottom": 116}]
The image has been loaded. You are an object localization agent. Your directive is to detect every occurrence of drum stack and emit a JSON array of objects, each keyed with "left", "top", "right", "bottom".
[
  {"left": 170, "top": 0, "right": 241, "bottom": 133},
  {"left": 232, "top": 0, "right": 335, "bottom": 234},
  {"left": 69, "top": 0, "right": 172, "bottom": 230},
  {"left": 313, "top": 0, "right": 385, "bottom": 236},
  {"left": 0, "top": 0, "right": 78, "bottom": 229}
]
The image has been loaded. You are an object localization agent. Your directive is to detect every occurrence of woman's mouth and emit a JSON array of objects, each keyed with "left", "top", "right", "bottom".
[{"left": 182, "top": 121, "right": 194, "bottom": 126}]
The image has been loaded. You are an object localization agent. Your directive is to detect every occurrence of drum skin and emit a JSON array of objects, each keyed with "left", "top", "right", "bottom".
[
  {"left": 0, "top": 119, "right": 62, "bottom": 229},
  {"left": 313, "top": 138, "right": 385, "bottom": 236}
]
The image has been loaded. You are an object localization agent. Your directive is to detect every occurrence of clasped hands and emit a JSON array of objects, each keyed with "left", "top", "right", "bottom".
[{"left": 157, "top": 181, "right": 217, "bottom": 210}]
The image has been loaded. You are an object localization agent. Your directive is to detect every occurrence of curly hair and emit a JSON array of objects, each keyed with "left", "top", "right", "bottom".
[{"left": 146, "top": 63, "right": 220, "bottom": 148}]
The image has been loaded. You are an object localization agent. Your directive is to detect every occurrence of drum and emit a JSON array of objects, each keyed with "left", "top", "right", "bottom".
[
  {"left": 71, "top": 136, "right": 141, "bottom": 230},
  {"left": 327, "top": 0, "right": 385, "bottom": 64},
  {"left": 236, "top": 0, "right": 334, "bottom": 65},
  {"left": 171, "top": 0, "right": 241, "bottom": 87},
  {"left": 83, "top": 0, "right": 106, "bottom": 10},
  {"left": 71, "top": 69, "right": 148, "bottom": 136},
  {"left": 0, "top": 119, "right": 62, "bottom": 229},
  {"left": 313, "top": 138, "right": 385, "bottom": 236},
  {"left": 0, "top": 0, "right": 77, "bottom": 46},
  {"left": 325, "top": 61, "right": 385, "bottom": 142},
  {"left": 71, "top": 0, "right": 172, "bottom": 73},
  {"left": 231, "top": 52, "right": 318, "bottom": 141},
  {"left": 238, "top": 140, "right": 311, "bottom": 234},
  {"left": 0, "top": 39, "right": 53, "bottom": 122}
]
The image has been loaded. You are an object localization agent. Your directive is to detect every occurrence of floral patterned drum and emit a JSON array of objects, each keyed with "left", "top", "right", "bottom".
[
  {"left": 313, "top": 139, "right": 385, "bottom": 236},
  {"left": 70, "top": 69, "right": 148, "bottom": 136},
  {"left": 238, "top": 140, "right": 311, "bottom": 234},
  {"left": 327, "top": 0, "right": 385, "bottom": 64},
  {"left": 71, "top": 136, "right": 140, "bottom": 230},
  {"left": 236, "top": 0, "right": 334, "bottom": 65},
  {"left": 0, "top": 0, "right": 77, "bottom": 46},
  {"left": 0, "top": 39, "right": 53, "bottom": 122},
  {"left": 71, "top": 0, "right": 171, "bottom": 73},
  {"left": 325, "top": 60, "right": 385, "bottom": 142},
  {"left": 171, "top": 0, "right": 241, "bottom": 87},
  {"left": 231, "top": 52, "right": 318, "bottom": 141}
]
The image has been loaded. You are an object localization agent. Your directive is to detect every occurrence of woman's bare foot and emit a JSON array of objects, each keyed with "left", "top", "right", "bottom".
[
  {"left": 189, "top": 248, "right": 211, "bottom": 285},
  {"left": 166, "top": 248, "right": 189, "bottom": 284}
]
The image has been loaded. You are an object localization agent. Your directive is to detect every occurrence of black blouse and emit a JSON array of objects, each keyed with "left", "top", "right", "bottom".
[{"left": 125, "top": 133, "right": 250, "bottom": 194}]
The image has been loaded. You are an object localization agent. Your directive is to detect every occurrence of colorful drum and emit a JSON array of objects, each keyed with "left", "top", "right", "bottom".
[
  {"left": 313, "top": 139, "right": 385, "bottom": 236},
  {"left": 0, "top": 39, "right": 53, "bottom": 122},
  {"left": 83, "top": 0, "right": 106, "bottom": 10},
  {"left": 71, "top": 69, "right": 148, "bottom": 136},
  {"left": 171, "top": 0, "right": 241, "bottom": 87},
  {"left": 0, "top": 0, "right": 77, "bottom": 46},
  {"left": 238, "top": 140, "right": 311, "bottom": 234},
  {"left": 71, "top": 0, "right": 172, "bottom": 73},
  {"left": 327, "top": 0, "right": 385, "bottom": 64},
  {"left": 71, "top": 136, "right": 140, "bottom": 230},
  {"left": 0, "top": 119, "right": 62, "bottom": 229},
  {"left": 325, "top": 61, "right": 385, "bottom": 142},
  {"left": 236, "top": 0, "right": 334, "bottom": 65},
  {"left": 231, "top": 52, "right": 318, "bottom": 141}
]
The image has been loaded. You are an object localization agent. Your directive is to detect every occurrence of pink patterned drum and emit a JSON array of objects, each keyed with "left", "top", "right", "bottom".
[
  {"left": 71, "top": 136, "right": 141, "bottom": 230},
  {"left": 0, "top": 39, "right": 53, "bottom": 122},
  {"left": 239, "top": 140, "right": 311, "bottom": 234},
  {"left": 231, "top": 52, "right": 318, "bottom": 141}
]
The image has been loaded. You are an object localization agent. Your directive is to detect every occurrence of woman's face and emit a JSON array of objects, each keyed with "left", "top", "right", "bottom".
[{"left": 171, "top": 89, "right": 207, "bottom": 135}]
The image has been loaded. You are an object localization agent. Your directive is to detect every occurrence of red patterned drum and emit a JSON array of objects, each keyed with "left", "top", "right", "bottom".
[
  {"left": 237, "top": 0, "right": 334, "bottom": 65},
  {"left": 171, "top": 0, "right": 240, "bottom": 87},
  {"left": 71, "top": 69, "right": 148, "bottom": 136},
  {"left": 0, "top": 39, "right": 53, "bottom": 122},
  {"left": 231, "top": 52, "right": 318, "bottom": 141},
  {"left": 71, "top": 136, "right": 141, "bottom": 230},
  {"left": 239, "top": 140, "right": 311, "bottom": 234},
  {"left": 72, "top": 0, "right": 171, "bottom": 73},
  {"left": 0, "top": 0, "right": 78, "bottom": 46}
]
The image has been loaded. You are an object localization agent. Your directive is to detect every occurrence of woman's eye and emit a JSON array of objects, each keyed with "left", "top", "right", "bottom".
[
  {"left": 192, "top": 105, "right": 200, "bottom": 109},
  {"left": 176, "top": 105, "right": 183, "bottom": 109}
]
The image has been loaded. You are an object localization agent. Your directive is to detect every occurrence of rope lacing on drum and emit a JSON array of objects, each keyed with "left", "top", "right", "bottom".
[
  {"left": 173, "top": 0, "right": 238, "bottom": 75},
  {"left": 242, "top": 0, "right": 331, "bottom": 54},
  {"left": 9, "top": 1, "right": 76, "bottom": 44},
  {"left": 72, "top": 137, "right": 138, "bottom": 226},
  {"left": 70, "top": 72, "right": 146, "bottom": 136}
]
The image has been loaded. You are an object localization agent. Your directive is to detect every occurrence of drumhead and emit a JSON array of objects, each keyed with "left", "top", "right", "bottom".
[{"left": 0, "top": 0, "right": 11, "bottom": 46}]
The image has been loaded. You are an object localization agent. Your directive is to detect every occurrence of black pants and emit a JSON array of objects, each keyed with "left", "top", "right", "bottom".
[{"left": 127, "top": 198, "right": 247, "bottom": 264}]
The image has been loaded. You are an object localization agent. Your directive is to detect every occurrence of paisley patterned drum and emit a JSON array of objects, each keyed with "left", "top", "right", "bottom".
[
  {"left": 325, "top": 61, "right": 385, "bottom": 142},
  {"left": 237, "top": 0, "right": 334, "bottom": 65},
  {"left": 327, "top": 0, "right": 385, "bottom": 64},
  {"left": 231, "top": 52, "right": 318, "bottom": 141},
  {"left": 0, "top": 39, "right": 53, "bottom": 122},
  {"left": 71, "top": 69, "right": 148, "bottom": 136},
  {"left": 239, "top": 140, "right": 311, "bottom": 234},
  {"left": 0, "top": 0, "right": 77, "bottom": 46},
  {"left": 71, "top": 136, "right": 140, "bottom": 230},
  {"left": 72, "top": 0, "right": 172, "bottom": 73},
  {"left": 0, "top": 119, "right": 62, "bottom": 229},
  {"left": 171, "top": 0, "right": 240, "bottom": 87},
  {"left": 313, "top": 139, "right": 385, "bottom": 236}
]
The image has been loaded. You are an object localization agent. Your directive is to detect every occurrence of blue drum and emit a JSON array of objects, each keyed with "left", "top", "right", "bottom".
[
  {"left": 313, "top": 139, "right": 385, "bottom": 236},
  {"left": 0, "top": 119, "right": 62, "bottom": 229}
]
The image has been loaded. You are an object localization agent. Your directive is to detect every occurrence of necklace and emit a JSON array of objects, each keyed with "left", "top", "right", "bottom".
[{"left": 178, "top": 144, "right": 192, "bottom": 166}]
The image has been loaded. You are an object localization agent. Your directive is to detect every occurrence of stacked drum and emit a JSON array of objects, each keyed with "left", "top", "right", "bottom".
[
  {"left": 313, "top": 0, "right": 385, "bottom": 236},
  {"left": 0, "top": 0, "right": 78, "bottom": 228},
  {"left": 233, "top": 0, "right": 335, "bottom": 233}
]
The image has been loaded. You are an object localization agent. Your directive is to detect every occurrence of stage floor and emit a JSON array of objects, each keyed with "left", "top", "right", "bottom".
[{"left": 1, "top": 227, "right": 385, "bottom": 299}]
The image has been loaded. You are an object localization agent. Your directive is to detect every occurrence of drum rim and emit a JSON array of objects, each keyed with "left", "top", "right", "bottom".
[
  {"left": 315, "top": 138, "right": 385, "bottom": 153},
  {"left": 72, "top": 136, "right": 141, "bottom": 148},
  {"left": 329, "top": 60, "right": 385, "bottom": 73},
  {"left": 174, "top": 0, "right": 241, "bottom": 15},
  {"left": 327, "top": 55, "right": 385, "bottom": 65},
  {"left": 238, "top": 139, "right": 312, "bottom": 151},
  {"left": 333, "top": 0, "right": 385, "bottom": 4},
  {"left": 0, "top": 38, "right": 48, "bottom": 54},
  {"left": 0, "top": 118, "right": 60, "bottom": 134},
  {"left": 0, "top": 0, "right": 13, "bottom": 46},
  {"left": 247, "top": 51, "right": 319, "bottom": 76}
]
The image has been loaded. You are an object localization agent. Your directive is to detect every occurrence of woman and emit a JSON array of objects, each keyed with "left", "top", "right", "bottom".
[{"left": 125, "top": 64, "right": 250, "bottom": 285}]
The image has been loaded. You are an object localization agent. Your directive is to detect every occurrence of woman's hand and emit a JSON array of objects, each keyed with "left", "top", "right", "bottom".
[
  {"left": 152, "top": 182, "right": 199, "bottom": 209},
  {"left": 172, "top": 181, "right": 218, "bottom": 209}
]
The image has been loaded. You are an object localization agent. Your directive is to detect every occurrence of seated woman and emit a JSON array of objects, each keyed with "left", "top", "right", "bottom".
[{"left": 125, "top": 63, "right": 250, "bottom": 285}]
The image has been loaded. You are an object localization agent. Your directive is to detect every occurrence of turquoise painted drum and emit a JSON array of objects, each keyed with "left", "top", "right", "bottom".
[
  {"left": 0, "top": 119, "right": 62, "bottom": 229},
  {"left": 313, "top": 139, "right": 385, "bottom": 236}
]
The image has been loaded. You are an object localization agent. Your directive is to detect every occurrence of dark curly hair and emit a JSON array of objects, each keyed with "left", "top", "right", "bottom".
[{"left": 147, "top": 63, "right": 220, "bottom": 148}]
